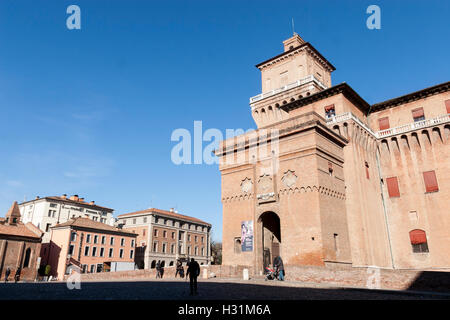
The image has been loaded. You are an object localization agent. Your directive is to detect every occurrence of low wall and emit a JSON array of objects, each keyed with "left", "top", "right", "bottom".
[{"left": 66, "top": 264, "right": 450, "bottom": 293}]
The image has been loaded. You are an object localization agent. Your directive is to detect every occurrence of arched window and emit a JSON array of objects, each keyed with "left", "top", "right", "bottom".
[
  {"left": 409, "top": 229, "right": 429, "bottom": 253},
  {"left": 23, "top": 248, "right": 31, "bottom": 268},
  {"left": 151, "top": 260, "right": 156, "bottom": 269}
]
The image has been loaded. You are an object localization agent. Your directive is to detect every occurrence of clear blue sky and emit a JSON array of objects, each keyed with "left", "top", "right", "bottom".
[{"left": 0, "top": 0, "right": 448, "bottom": 241}]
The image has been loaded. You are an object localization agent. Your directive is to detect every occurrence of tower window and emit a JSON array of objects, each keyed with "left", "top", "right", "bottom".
[
  {"left": 378, "top": 117, "right": 390, "bottom": 130},
  {"left": 386, "top": 177, "right": 400, "bottom": 197},
  {"left": 412, "top": 107, "right": 425, "bottom": 122},
  {"left": 324, "top": 104, "right": 335, "bottom": 119},
  {"left": 365, "top": 161, "right": 370, "bottom": 179},
  {"left": 423, "top": 171, "right": 439, "bottom": 193},
  {"left": 409, "top": 229, "right": 429, "bottom": 253}
]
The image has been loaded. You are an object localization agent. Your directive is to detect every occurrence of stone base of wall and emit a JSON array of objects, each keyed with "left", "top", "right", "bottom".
[{"left": 66, "top": 264, "right": 450, "bottom": 293}]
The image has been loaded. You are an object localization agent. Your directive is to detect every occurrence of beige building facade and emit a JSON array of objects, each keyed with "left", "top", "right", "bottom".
[
  {"left": 217, "top": 34, "right": 450, "bottom": 272},
  {"left": 117, "top": 208, "right": 211, "bottom": 269}
]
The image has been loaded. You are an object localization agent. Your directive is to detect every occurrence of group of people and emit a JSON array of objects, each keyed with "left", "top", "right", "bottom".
[
  {"left": 155, "top": 258, "right": 201, "bottom": 295},
  {"left": 3, "top": 267, "right": 21, "bottom": 283}
]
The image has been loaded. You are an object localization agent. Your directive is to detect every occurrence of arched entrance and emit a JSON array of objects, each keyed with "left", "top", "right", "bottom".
[{"left": 259, "top": 211, "right": 281, "bottom": 269}]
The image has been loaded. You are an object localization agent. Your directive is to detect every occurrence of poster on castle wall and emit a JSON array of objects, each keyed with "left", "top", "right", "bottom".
[{"left": 241, "top": 220, "right": 253, "bottom": 252}]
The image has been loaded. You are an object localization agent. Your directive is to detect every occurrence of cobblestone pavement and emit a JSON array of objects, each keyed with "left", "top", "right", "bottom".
[{"left": 0, "top": 278, "right": 447, "bottom": 300}]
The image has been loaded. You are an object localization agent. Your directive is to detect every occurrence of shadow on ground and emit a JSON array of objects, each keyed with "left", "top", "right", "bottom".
[{"left": 0, "top": 280, "right": 447, "bottom": 300}]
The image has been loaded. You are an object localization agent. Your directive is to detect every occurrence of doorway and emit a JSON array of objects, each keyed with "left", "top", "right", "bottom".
[{"left": 259, "top": 211, "right": 281, "bottom": 269}]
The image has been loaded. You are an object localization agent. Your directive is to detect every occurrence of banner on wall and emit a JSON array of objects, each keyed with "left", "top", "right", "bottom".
[{"left": 241, "top": 220, "right": 254, "bottom": 252}]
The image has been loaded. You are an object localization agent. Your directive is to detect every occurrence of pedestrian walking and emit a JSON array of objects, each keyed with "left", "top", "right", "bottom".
[
  {"left": 273, "top": 256, "right": 285, "bottom": 281},
  {"left": 156, "top": 260, "right": 161, "bottom": 278},
  {"left": 4, "top": 267, "right": 11, "bottom": 283},
  {"left": 14, "top": 267, "right": 21, "bottom": 283},
  {"left": 175, "top": 259, "right": 183, "bottom": 278},
  {"left": 160, "top": 262, "right": 164, "bottom": 279},
  {"left": 186, "top": 258, "right": 200, "bottom": 295}
]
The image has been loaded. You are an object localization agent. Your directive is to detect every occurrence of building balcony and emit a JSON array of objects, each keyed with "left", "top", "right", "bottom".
[
  {"left": 326, "top": 112, "right": 450, "bottom": 139},
  {"left": 376, "top": 114, "right": 450, "bottom": 138},
  {"left": 249, "top": 75, "right": 328, "bottom": 104}
]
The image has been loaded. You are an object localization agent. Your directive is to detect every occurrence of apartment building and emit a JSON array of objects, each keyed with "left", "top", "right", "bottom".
[
  {"left": 19, "top": 194, "right": 115, "bottom": 243},
  {"left": 117, "top": 208, "right": 211, "bottom": 269}
]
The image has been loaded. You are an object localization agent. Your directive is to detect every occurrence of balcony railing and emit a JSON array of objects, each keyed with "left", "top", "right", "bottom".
[
  {"left": 376, "top": 114, "right": 450, "bottom": 138},
  {"left": 326, "top": 112, "right": 450, "bottom": 139},
  {"left": 249, "top": 75, "right": 328, "bottom": 104}
]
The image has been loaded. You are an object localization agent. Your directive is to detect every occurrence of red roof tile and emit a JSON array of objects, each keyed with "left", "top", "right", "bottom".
[
  {"left": 118, "top": 208, "right": 211, "bottom": 226},
  {"left": 52, "top": 217, "right": 136, "bottom": 236}
]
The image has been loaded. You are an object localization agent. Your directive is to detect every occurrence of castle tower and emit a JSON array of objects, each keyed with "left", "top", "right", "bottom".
[{"left": 250, "top": 33, "right": 335, "bottom": 128}]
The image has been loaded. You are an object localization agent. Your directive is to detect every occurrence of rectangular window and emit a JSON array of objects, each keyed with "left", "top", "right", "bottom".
[
  {"left": 423, "top": 171, "right": 439, "bottom": 193},
  {"left": 378, "top": 117, "right": 390, "bottom": 130},
  {"left": 163, "top": 231, "right": 167, "bottom": 238},
  {"left": 130, "top": 250, "right": 134, "bottom": 259},
  {"left": 154, "top": 229, "right": 158, "bottom": 237},
  {"left": 109, "top": 248, "right": 113, "bottom": 258},
  {"left": 386, "top": 177, "right": 400, "bottom": 197},
  {"left": 84, "top": 246, "right": 90, "bottom": 256},
  {"left": 121, "top": 238, "right": 125, "bottom": 246},
  {"left": 100, "top": 247, "right": 104, "bottom": 257},
  {"left": 119, "top": 249, "right": 124, "bottom": 258},
  {"left": 49, "top": 203, "right": 57, "bottom": 208},
  {"left": 188, "top": 235, "right": 191, "bottom": 241},
  {"left": 143, "top": 217, "right": 147, "bottom": 223},
  {"left": 131, "top": 239, "right": 135, "bottom": 247},
  {"left": 86, "top": 234, "right": 91, "bottom": 243},
  {"left": 446, "top": 99, "right": 450, "bottom": 114},
  {"left": 171, "top": 244, "right": 175, "bottom": 254},
  {"left": 153, "top": 242, "right": 158, "bottom": 252},
  {"left": 201, "top": 236, "right": 204, "bottom": 243},
  {"left": 201, "top": 247, "right": 204, "bottom": 256},
  {"left": 110, "top": 237, "right": 114, "bottom": 245},
  {"left": 68, "top": 245, "right": 74, "bottom": 255},
  {"left": 90, "top": 265, "right": 95, "bottom": 273},
  {"left": 365, "top": 161, "right": 370, "bottom": 179},
  {"left": 92, "top": 247, "right": 97, "bottom": 257},
  {"left": 45, "top": 223, "right": 51, "bottom": 232},
  {"left": 412, "top": 107, "right": 425, "bottom": 122},
  {"left": 324, "top": 104, "right": 336, "bottom": 119},
  {"left": 162, "top": 243, "right": 166, "bottom": 253},
  {"left": 101, "top": 236, "right": 106, "bottom": 245},
  {"left": 97, "top": 264, "right": 103, "bottom": 273},
  {"left": 133, "top": 218, "right": 136, "bottom": 224},
  {"left": 82, "top": 265, "right": 87, "bottom": 273}
]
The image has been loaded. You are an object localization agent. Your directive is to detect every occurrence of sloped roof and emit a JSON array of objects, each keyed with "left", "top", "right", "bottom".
[
  {"left": 52, "top": 217, "right": 136, "bottom": 236},
  {"left": 20, "top": 196, "right": 114, "bottom": 212},
  {"left": 118, "top": 208, "right": 211, "bottom": 226}
]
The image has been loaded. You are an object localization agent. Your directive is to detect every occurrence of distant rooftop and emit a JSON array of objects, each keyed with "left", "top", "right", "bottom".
[
  {"left": 118, "top": 208, "right": 211, "bottom": 226},
  {"left": 19, "top": 194, "right": 114, "bottom": 212},
  {"left": 52, "top": 217, "right": 136, "bottom": 236}
]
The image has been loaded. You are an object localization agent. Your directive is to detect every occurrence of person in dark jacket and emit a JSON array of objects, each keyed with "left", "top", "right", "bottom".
[
  {"left": 175, "top": 260, "right": 184, "bottom": 278},
  {"left": 4, "top": 268, "right": 11, "bottom": 283},
  {"left": 156, "top": 260, "right": 161, "bottom": 278},
  {"left": 186, "top": 258, "right": 200, "bottom": 295},
  {"left": 273, "top": 256, "right": 285, "bottom": 281},
  {"left": 14, "top": 267, "right": 21, "bottom": 283}
]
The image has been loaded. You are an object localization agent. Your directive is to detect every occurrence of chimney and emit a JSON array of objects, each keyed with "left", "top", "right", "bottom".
[
  {"left": 70, "top": 195, "right": 79, "bottom": 201},
  {"left": 61, "top": 194, "right": 67, "bottom": 200},
  {"left": 35, "top": 196, "right": 40, "bottom": 200},
  {"left": 170, "top": 208, "right": 174, "bottom": 212},
  {"left": 79, "top": 198, "right": 84, "bottom": 202},
  {"left": 89, "top": 201, "right": 95, "bottom": 205}
]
